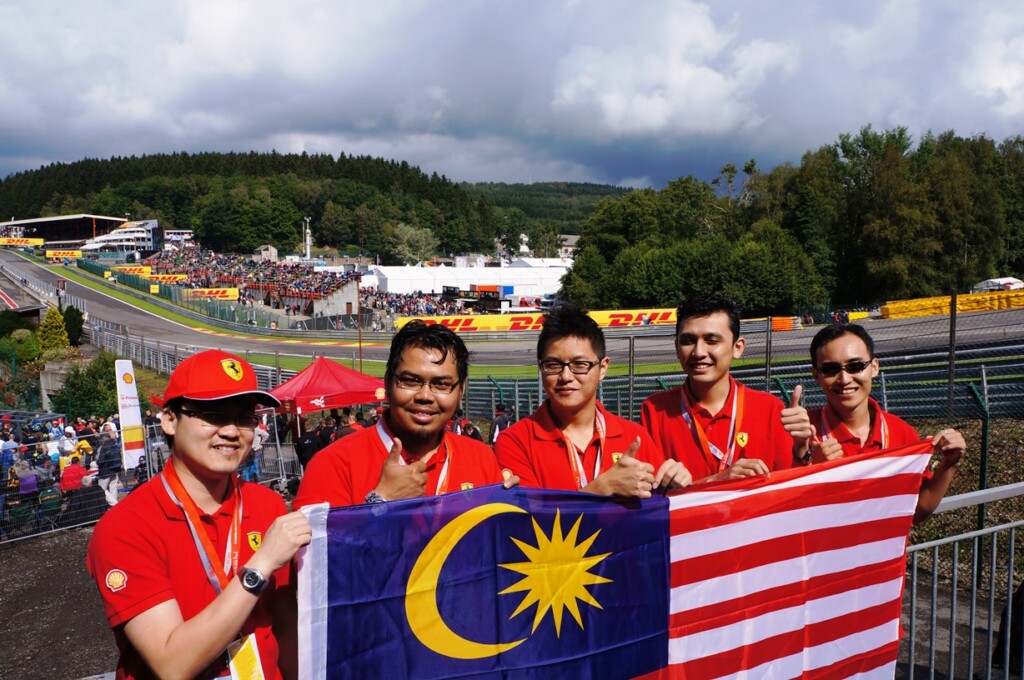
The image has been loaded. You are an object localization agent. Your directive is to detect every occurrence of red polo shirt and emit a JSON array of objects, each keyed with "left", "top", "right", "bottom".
[
  {"left": 641, "top": 381, "right": 794, "bottom": 481},
  {"left": 86, "top": 474, "right": 290, "bottom": 680},
  {"left": 293, "top": 415, "right": 504, "bottom": 509},
  {"left": 494, "top": 401, "right": 665, "bottom": 491},
  {"left": 808, "top": 400, "right": 920, "bottom": 457}
]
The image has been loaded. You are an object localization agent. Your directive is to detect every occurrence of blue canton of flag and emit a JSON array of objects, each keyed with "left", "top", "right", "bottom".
[{"left": 297, "top": 485, "right": 669, "bottom": 679}]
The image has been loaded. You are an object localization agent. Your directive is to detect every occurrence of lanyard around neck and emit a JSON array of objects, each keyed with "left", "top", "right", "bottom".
[
  {"left": 375, "top": 418, "right": 452, "bottom": 495},
  {"left": 549, "top": 402, "right": 606, "bottom": 490},
  {"left": 680, "top": 378, "right": 745, "bottom": 473},
  {"left": 819, "top": 401, "right": 889, "bottom": 449},
  {"left": 161, "top": 460, "right": 242, "bottom": 594}
]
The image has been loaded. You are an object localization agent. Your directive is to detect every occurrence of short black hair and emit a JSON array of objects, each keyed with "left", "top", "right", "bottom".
[
  {"left": 385, "top": 320, "right": 469, "bottom": 386},
  {"left": 537, "top": 302, "right": 606, "bottom": 360},
  {"left": 675, "top": 294, "right": 742, "bottom": 341},
  {"left": 809, "top": 323, "right": 876, "bottom": 368}
]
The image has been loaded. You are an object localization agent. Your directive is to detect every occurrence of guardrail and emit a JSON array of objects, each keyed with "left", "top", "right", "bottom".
[{"left": 901, "top": 483, "right": 1024, "bottom": 678}]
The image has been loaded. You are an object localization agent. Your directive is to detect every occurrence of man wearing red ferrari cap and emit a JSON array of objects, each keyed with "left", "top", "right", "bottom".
[{"left": 87, "top": 349, "right": 311, "bottom": 680}]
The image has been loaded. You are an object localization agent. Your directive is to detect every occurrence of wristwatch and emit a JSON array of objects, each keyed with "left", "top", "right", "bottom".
[
  {"left": 365, "top": 490, "right": 387, "bottom": 504},
  {"left": 238, "top": 567, "right": 268, "bottom": 595}
]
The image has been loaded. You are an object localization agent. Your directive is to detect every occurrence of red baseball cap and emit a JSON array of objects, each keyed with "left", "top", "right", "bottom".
[{"left": 162, "top": 350, "right": 280, "bottom": 407}]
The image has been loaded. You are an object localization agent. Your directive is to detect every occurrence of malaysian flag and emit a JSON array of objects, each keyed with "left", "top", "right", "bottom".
[{"left": 296, "top": 441, "right": 932, "bottom": 679}]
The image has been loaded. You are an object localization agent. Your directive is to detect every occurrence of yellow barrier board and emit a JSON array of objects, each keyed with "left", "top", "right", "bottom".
[
  {"left": 395, "top": 308, "right": 677, "bottom": 332},
  {"left": 0, "top": 238, "right": 44, "bottom": 246},
  {"left": 112, "top": 266, "right": 152, "bottom": 276},
  {"left": 881, "top": 290, "right": 1024, "bottom": 318},
  {"left": 397, "top": 309, "right": 806, "bottom": 333},
  {"left": 184, "top": 288, "right": 240, "bottom": 301},
  {"left": 149, "top": 284, "right": 160, "bottom": 294},
  {"left": 45, "top": 250, "right": 82, "bottom": 258},
  {"left": 146, "top": 274, "right": 188, "bottom": 282}
]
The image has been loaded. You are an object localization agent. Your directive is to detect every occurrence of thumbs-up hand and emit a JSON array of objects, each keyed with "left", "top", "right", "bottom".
[
  {"left": 811, "top": 436, "right": 843, "bottom": 464},
  {"left": 373, "top": 438, "right": 434, "bottom": 501},
  {"left": 585, "top": 437, "right": 656, "bottom": 498},
  {"left": 781, "top": 384, "right": 813, "bottom": 459}
]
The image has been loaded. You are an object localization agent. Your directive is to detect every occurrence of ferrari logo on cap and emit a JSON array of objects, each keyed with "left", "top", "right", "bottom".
[
  {"left": 736, "top": 432, "right": 749, "bottom": 448},
  {"left": 221, "top": 359, "right": 244, "bottom": 382},
  {"left": 105, "top": 569, "right": 128, "bottom": 592},
  {"left": 248, "top": 531, "right": 262, "bottom": 551}
]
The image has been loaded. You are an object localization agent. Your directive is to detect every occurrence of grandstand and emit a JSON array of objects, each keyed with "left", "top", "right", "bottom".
[{"left": 0, "top": 214, "right": 127, "bottom": 247}]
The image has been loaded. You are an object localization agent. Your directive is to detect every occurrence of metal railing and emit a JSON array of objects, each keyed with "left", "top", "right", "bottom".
[{"left": 901, "top": 483, "right": 1024, "bottom": 679}]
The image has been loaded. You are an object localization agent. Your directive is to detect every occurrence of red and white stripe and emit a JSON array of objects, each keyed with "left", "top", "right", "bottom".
[{"left": 663, "top": 441, "right": 932, "bottom": 679}]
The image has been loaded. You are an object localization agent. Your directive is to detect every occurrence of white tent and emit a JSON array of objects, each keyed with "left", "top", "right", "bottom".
[{"left": 368, "top": 264, "right": 569, "bottom": 296}]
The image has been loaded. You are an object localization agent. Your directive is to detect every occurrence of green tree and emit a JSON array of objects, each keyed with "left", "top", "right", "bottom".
[
  {"left": 381, "top": 222, "right": 440, "bottom": 265},
  {"left": 62, "top": 306, "right": 85, "bottom": 346},
  {"left": 39, "top": 307, "right": 70, "bottom": 352},
  {"left": 0, "top": 309, "right": 35, "bottom": 337},
  {"left": 49, "top": 350, "right": 119, "bottom": 420}
]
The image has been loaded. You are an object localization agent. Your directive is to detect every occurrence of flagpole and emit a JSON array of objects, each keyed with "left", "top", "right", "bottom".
[{"left": 357, "top": 281, "right": 364, "bottom": 373}]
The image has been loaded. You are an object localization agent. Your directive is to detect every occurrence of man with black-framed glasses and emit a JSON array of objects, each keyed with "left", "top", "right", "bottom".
[
  {"left": 806, "top": 323, "right": 965, "bottom": 524},
  {"left": 87, "top": 349, "right": 312, "bottom": 680},
  {"left": 294, "top": 321, "right": 515, "bottom": 509},
  {"left": 496, "top": 303, "right": 691, "bottom": 495}
]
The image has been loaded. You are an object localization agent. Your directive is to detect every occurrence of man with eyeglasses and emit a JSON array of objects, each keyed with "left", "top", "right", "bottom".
[
  {"left": 496, "top": 303, "right": 691, "bottom": 496},
  {"left": 806, "top": 323, "right": 965, "bottom": 523},
  {"left": 293, "top": 321, "right": 514, "bottom": 509},
  {"left": 641, "top": 294, "right": 813, "bottom": 484},
  {"left": 87, "top": 350, "right": 312, "bottom": 680}
]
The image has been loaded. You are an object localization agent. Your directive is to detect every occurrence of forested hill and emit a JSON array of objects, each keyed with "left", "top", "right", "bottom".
[
  {"left": 0, "top": 152, "right": 609, "bottom": 262},
  {"left": 559, "top": 127, "right": 1024, "bottom": 315},
  {"left": 462, "top": 182, "right": 629, "bottom": 235}
]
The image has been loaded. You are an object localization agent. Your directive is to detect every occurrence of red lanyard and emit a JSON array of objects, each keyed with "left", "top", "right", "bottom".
[
  {"left": 818, "top": 401, "right": 889, "bottom": 449},
  {"left": 680, "top": 378, "right": 746, "bottom": 473},
  {"left": 375, "top": 419, "right": 452, "bottom": 495},
  {"left": 550, "top": 402, "right": 606, "bottom": 490},
  {"left": 161, "top": 459, "right": 242, "bottom": 594}
]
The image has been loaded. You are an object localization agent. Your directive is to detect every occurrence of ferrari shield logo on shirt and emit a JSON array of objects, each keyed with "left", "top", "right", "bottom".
[
  {"left": 105, "top": 569, "right": 128, "bottom": 592},
  {"left": 612, "top": 453, "right": 623, "bottom": 464},
  {"left": 248, "top": 531, "right": 262, "bottom": 551},
  {"left": 735, "top": 432, "right": 749, "bottom": 448},
  {"left": 221, "top": 359, "right": 245, "bottom": 382},
  {"left": 460, "top": 482, "right": 474, "bottom": 491}
]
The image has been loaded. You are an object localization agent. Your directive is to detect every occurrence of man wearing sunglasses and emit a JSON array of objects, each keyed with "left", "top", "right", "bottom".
[
  {"left": 496, "top": 303, "right": 691, "bottom": 495},
  {"left": 87, "top": 349, "right": 312, "bottom": 680},
  {"left": 293, "top": 321, "right": 513, "bottom": 509},
  {"left": 642, "top": 294, "right": 813, "bottom": 484},
  {"left": 807, "top": 323, "right": 965, "bottom": 523}
]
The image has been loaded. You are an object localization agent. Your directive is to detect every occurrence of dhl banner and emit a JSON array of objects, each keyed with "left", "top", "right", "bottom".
[
  {"left": 146, "top": 274, "right": 188, "bottom": 282},
  {"left": 46, "top": 250, "right": 82, "bottom": 258},
  {"left": 112, "top": 265, "right": 152, "bottom": 276},
  {"left": 396, "top": 309, "right": 677, "bottom": 333},
  {"left": 397, "top": 309, "right": 805, "bottom": 333},
  {"left": 0, "top": 238, "right": 44, "bottom": 246},
  {"left": 184, "top": 288, "right": 240, "bottom": 301}
]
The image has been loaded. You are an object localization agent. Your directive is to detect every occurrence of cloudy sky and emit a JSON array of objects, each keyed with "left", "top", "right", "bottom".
[{"left": 1, "top": 0, "right": 1022, "bottom": 189}]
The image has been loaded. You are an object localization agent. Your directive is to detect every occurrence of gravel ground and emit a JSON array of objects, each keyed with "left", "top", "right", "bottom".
[{"left": 0, "top": 528, "right": 118, "bottom": 680}]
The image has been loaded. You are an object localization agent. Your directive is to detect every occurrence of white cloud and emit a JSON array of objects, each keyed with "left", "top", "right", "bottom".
[{"left": 0, "top": 0, "right": 1023, "bottom": 187}]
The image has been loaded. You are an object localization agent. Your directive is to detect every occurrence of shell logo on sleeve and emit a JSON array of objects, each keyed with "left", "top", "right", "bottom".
[{"left": 105, "top": 569, "right": 128, "bottom": 592}]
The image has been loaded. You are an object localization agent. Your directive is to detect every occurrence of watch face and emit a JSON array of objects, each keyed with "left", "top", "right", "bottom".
[{"left": 243, "top": 570, "right": 264, "bottom": 590}]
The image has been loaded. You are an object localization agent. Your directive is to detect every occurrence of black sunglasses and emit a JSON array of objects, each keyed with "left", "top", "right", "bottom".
[{"left": 816, "top": 359, "right": 872, "bottom": 378}]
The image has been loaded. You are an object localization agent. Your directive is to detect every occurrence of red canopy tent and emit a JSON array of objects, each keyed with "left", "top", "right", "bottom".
[{"left": 269, "top": 357, "right": 386, "bottom": 414}]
